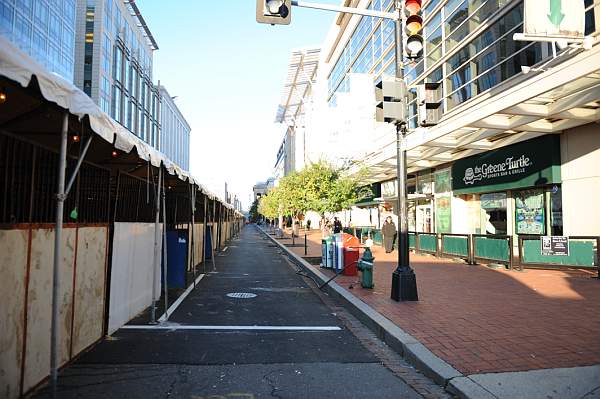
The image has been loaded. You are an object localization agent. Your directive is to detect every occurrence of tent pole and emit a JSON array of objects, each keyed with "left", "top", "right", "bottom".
[
  {"left": 190, "top": 183, "right": 196, "bottom": 288},
  {"left": 162, "top": 174, "right": 169, "bottom": 320},
  {"left": 212, "top": 199, "right": 216, "bottom": 272},
  {"left": 150, "top": 166, "right": 162, "bottom": 324},
  {"left": 202, "top": 194, "right": 208, "bottom": 274},
  {"left": 50, "top": 111, "right": 69, "bottom": 398}
]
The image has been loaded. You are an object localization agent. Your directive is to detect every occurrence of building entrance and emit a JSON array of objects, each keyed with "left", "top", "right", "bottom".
[{"left": 480, "top": 192, "right": 507, "bottom": 235}]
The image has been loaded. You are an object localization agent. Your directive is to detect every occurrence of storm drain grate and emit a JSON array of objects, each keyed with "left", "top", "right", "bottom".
[{"left": 226, "top": 292, "right": 257, "bottom": 299}]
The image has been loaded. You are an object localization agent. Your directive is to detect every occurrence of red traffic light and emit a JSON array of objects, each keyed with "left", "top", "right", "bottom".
[{"left": 405, "top": 0, "right": 422, "bottom": 15}]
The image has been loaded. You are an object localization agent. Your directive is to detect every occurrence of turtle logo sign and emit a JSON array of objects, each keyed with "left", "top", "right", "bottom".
[{"left": 463, "top": 167, "right": 482, "bottom": 185}]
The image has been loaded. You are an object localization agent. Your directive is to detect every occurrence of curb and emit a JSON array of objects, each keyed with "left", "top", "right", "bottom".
[{"left": 258, "top": 226, "right": 471, "bottom": 397}]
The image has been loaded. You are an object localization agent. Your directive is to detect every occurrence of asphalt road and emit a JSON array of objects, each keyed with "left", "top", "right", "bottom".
[{"left": 35, "top": 225, "right": 425, "bottom": 399}]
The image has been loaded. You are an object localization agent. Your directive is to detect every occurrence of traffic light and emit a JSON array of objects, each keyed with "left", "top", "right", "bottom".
[
  {"left": 375, "top": 78, "right": 407, "bottom": 124},
  {"left": 404, "top": 0, "right": 424, "bottom": 59},
  {"left": 256, "top": 0, "right": 291, "bottom": 25},
  {"left": 417, "top": 82, "right": 442, "bottom": 126}
]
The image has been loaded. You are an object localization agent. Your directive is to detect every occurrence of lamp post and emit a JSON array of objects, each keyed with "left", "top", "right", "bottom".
[{"left": 390, "top": 12, "right": 418, "bottom": 302}]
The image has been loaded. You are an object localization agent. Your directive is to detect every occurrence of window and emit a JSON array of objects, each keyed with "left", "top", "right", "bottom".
[
  {"left": 445, "top": 4, "right": 543, "bottom": 110},
  {"left": 48, "top": 11, "right": 60, "bottom": 42},
  {"left": 113, "top": 46, "right": 122, "bottom": 82},
  {"left": 14, "top": 12, "right": 32, "bottom": 52},
  {"left": 34, "top": 1, "right": 48, "bottom": 28},
  {"left": 481, "top": 192, "right": 507, "bottom": 235},
  {"left": 112, "top": 86, "right": 122, "bottom": 122},
  {"left": 515, "top": 189, "right": 545, "bottom": 235}
]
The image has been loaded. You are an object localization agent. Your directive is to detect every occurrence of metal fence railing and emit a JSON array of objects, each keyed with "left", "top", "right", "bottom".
[
  {"left": 331, "top": 226, "right": 599, "bottom": 275},
  {"left": 440, "top": 233, "right": 471, "bottom": 263},
  {"left": 518, "top": 235, "right": 599, "bottom": 271}
]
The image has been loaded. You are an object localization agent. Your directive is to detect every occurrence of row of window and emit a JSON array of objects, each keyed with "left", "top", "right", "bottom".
[
  {"left": 0, "top": 0, "right": 75, "bottom": 81},
  {"left": 327, "top": 0, "right": 395, "bottom": 102},
  {"left": 161, "top": 101, "right": 190, "bottom": 170}
]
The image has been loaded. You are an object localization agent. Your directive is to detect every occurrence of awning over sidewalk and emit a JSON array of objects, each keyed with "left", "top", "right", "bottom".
[
  {"left": 275, "top": 47, "right": 320, "bottom": 126},
  {"left": 355, "top": 40, "right": 600, "bottom": 182},
  {"left": 0, "top": 36, "right": 238, "bottom": 211}
]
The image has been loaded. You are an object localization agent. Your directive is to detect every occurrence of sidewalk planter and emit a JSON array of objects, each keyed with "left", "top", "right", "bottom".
[
  {"left": 472, "top": 234, "right": 514, "bottom": 270},
  {"left": 372, "top": 229, "right": 383, "bottom": 245},
  {"left": 519, "top": 235, "right": 599, "bottom": 271},
  {"left": 440, "top": 234, "right": 471, "bottom": 263},
  {"left": 417, "top": 233, "right": 438, "bottom": 255}
]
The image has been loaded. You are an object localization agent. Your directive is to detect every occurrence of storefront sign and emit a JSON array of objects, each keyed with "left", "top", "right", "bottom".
[
  {"left": 452, "top": 135, "right": 561, "bottom": 194},
  {"left": 435, "top": 196, "right": 452, "bottom": 233},
  {"left": 381, "top": 180, "right": 396, "bottom": 198},
  {"left": 541, "top": 236, "right": 569, "bottom": 256}
]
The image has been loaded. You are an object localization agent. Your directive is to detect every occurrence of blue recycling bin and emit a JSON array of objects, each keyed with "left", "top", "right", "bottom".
[{"left": 161, "top": 229, "right": 188, "bottom": 289}]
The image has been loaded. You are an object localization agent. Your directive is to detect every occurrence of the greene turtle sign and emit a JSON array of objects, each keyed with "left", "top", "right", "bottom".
[{"left": 452, "top": 135, "right": 561, "bottom": 194}]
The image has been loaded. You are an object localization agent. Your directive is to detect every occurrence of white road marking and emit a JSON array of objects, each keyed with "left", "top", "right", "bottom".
[
  {"left": 122, "top": 325, "right": 341, "bottom": 331},
  {"left": 158, "top": 273, "right": 205, "bottom": 322}
]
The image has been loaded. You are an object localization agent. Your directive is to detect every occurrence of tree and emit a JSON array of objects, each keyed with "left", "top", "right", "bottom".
[
  {"left": 257, "top": 161, "right": 370, "bottom": 236},
  {"left": 248, "top": 198, "right": 260, "bottom": 223}
]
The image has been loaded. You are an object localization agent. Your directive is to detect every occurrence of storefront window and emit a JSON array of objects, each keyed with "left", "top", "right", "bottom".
[
  {"left": 434, "top": 168, "right": 451, "bottom": 193},
  {"left": 550, "top": 185, "right": 563, "bottom": 236},
  {"left": 515, "top": 189, "right": 545, "bottom": 235},
  {"left": 481, "top": 192, "right": 507, "bottom": 235}
]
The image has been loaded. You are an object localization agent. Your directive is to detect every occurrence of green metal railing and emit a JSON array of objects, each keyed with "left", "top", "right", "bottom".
[
  {"left": 440, "top": 234, "right": 471, "bottom": 263},
  {"left": 518, "top": 235, "right": 599, "bottom": 271},
  {"left": 329, "top": 227, "right": 599, "bottom": 276},
  {"left": 472, "top": 234, "right": 514, "bottom": 270},
  {"left": 417, "top": 232, "right": 437, "bottom": 255}
]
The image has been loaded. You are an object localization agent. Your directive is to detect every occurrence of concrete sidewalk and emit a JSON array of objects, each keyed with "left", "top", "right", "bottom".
[{"left": 263, "top": 225, "right": 600, "bottom": 399}]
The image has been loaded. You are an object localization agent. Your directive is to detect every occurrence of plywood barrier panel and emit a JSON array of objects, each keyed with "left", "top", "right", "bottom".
[
  {"left": 23, "top": 228, "right": 75, "bottom": 393},
  {"left": 72, "top": 227, "right": 107, "bottom": 355},
  {"left": 193, "top": 223, "right": 204, "bottom": 266},
  {"left": 0, "top": 229, "right": 28, "bottom": 399},
  {"left": 108, "top": 223, "right": 161, "bottom": 334}
]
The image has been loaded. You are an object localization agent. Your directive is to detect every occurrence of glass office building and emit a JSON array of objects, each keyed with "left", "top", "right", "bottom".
[
  {"left": 74, "top": 0, "right": 160, "bottom": 148},
  {"left": 327, "top": 0, "right": 598, "bottom": 128},
  {"left": 159, "top": 85, "right": 190, "bottom": 170},
  {"left": 0, "top": 0, "right": 76, "bottom": 82}
]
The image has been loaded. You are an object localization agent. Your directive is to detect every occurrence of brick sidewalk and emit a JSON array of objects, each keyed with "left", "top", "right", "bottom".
[{"left": 274, "top": 227, "right": 600, "bottom": 376}]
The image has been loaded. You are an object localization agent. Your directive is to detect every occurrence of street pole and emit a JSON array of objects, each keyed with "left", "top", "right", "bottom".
[
  {"left": 390, "top": 4, "right": 418, "bottom": 301},
  {"left": 286, "top": 0, "right": 418, "bottom": 300}
]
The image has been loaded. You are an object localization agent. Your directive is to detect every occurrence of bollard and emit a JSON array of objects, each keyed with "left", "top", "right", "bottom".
[{"left": 304, "top": 233, "right": 307, "bottom": 255}]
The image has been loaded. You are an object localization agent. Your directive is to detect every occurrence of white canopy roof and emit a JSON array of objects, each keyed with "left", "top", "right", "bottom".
[{"left": 0, "top": 36, "right": 238, "bottom": 210}]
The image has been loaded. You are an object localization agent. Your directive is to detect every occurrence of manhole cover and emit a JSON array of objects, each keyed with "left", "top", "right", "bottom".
[{"left": 226, "top": 292, "right": 257, "bottom": 299}]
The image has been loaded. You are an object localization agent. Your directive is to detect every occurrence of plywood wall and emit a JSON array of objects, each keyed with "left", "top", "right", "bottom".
[
  {"left": 0, "top": 226, "right": 108, "bottom": 398},
  {"left": 0, "top": 230, "right": 28, "bottom": 399}
]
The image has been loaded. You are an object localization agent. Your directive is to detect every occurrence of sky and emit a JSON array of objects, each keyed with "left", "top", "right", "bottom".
[{"left": 140, "top": 1, "right": 338, "bottom": 210}]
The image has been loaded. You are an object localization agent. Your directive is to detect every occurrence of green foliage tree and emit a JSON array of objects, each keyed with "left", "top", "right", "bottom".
[
  {"left": 248, "top": 199, "right": 260, "bottom": 223},
  {"left": 257, "top": 161, "right": 370, "bottom": 234}
]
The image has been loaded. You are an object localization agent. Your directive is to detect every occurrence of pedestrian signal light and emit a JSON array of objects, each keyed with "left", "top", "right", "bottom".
[
  {"left": 404, "top": 0, "right": 423, "bottom": 59},
  {"left": 374, "top": 78, "right": 407, "bottom": 124},
  {"left": 256, "top": 0, "right": 291, "bottom": 25}
]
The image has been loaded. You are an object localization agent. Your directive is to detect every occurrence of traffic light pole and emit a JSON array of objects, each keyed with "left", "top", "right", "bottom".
[
  {"left": 284, "top": 0, "right": 418, "bottom": 301},
  {"left": 390, "top": 10, "right": 418, "bottom": 302}
]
